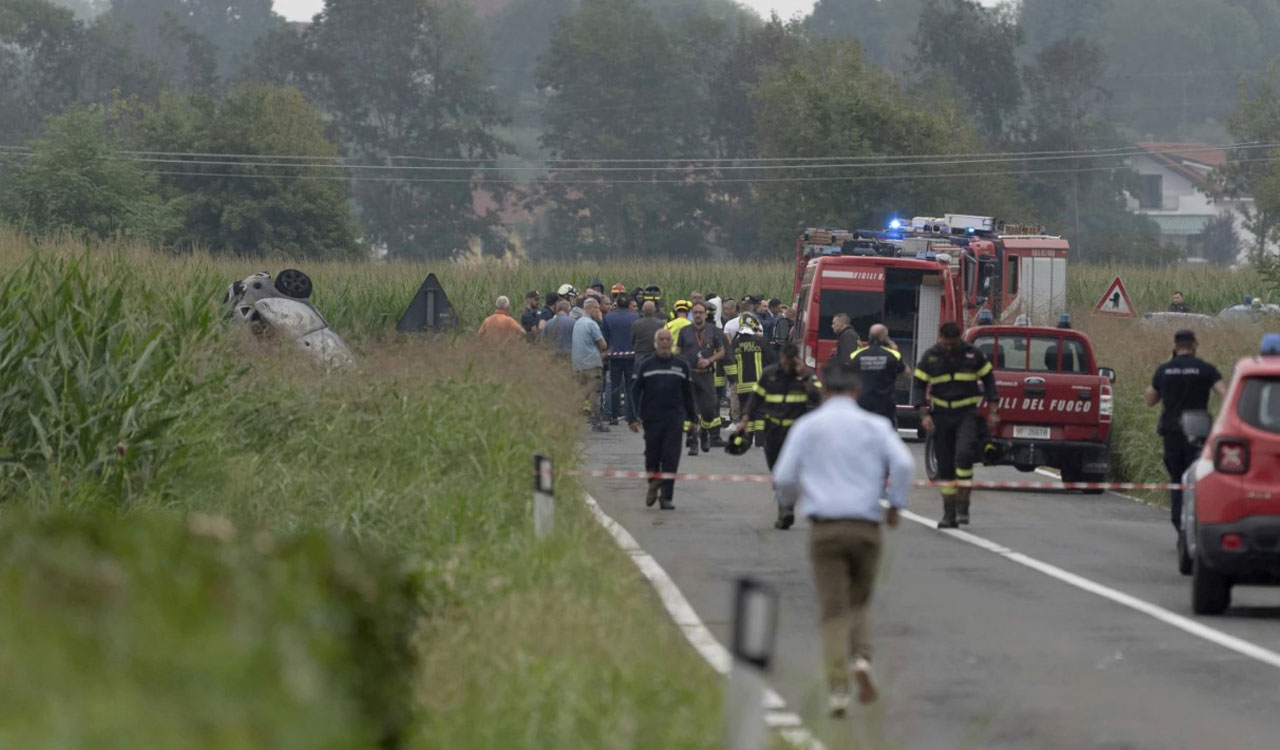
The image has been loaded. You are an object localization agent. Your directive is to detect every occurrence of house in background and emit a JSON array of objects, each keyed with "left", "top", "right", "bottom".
[{"left": 1125, "top": 142, "right": 1267, "bottom": 264}]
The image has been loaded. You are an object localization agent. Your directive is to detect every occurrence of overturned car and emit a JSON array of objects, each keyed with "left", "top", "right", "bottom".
[{"left": 223, "top": 269, "right": 355, "bottom": 369}]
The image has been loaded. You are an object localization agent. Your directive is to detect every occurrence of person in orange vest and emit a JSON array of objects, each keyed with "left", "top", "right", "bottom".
[{"left": 477, "top": 295, "right": 524, "bottom": 342}]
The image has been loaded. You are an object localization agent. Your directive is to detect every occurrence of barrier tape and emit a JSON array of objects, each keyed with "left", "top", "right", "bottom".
[{"left": 568, "top": 469, "right": 1181, "bottom": 491}]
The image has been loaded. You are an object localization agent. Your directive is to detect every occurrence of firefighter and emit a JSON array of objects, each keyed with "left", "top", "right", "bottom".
[
  {"left": 665, "top": 300, "right": 693, "bottom": 334},
  {"left": 913, "top": 322, "right": 999, "bottom": 529},
  {"left": 725, "top": 315, "right": 776, "bottom": 447},
  {"left": 628, "top": 328, "right": 699, "bottom": 510},
  {"left": 850, "top": 323, "right": 904, "bottom": 427},
  {"left": 738, "top": 342, "right": 822, "bottom": 529},
  {"left": 675, "top": 301, "right": 727, "bottom": 455}
]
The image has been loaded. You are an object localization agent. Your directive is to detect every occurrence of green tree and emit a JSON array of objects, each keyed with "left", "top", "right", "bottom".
[
  {"left": 1200, "top": 212, "right": 1241, "bottom": 266},
  {"left": 105, "top": 0, "right": 281, "bottom": 79},
  {"left": 535, "top": 0, "right": 709, "bottom": 258},
  {"left": 0, "top": 0, "right": 85, "bottom": 140},
  {"left": 914, "top": 0, "right": 1022, "bottom": 144},
  {"left": 1216, "top": 64, "right": 1280, "bottom": 262},
  {"left": 806, "top": 0, "right": 925, "bottom": 73},
  {"left": 129, "top": 86, "right": 360, "bottom": 258},
  {"left": 1, "top": 106, "right": 171, "bottom": 242},
  {"left": 754, "top": 42, "right": 1019, "bottom": 249},
  {"left": 301, "top": 0, "right": 510, "bottom": 259}
]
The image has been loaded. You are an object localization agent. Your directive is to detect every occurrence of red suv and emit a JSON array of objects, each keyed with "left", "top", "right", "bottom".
[{"left": 1179, "top": 333, "right": 1280, "bottom": 615}]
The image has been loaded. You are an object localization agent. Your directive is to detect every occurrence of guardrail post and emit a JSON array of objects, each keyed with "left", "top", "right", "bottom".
[
  {"left": 534, "top": 453, "right": 555, "bottom": 539},
  {"left": 725, "top": 577, "right": 778, "bottom": 750}
]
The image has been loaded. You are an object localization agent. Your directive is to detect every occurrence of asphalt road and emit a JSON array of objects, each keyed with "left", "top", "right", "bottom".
[{"left": 582, "top": 426, "right": 1280, "bottom": 750}]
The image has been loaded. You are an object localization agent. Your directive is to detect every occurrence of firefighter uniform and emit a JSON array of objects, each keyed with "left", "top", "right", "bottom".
[
  {"left": 744, "top": 362, "right": 822, "bottom": 527},
  {"left": 676, "top": 321, "right": 727, "bottom": 455},
  {"left": 851, "top": 341, "right": 905, "bottom": 426},
  {"left": 725, "top": 329, "right": 776, "bottom": 446},
  {"left": 912, "top": 341, "right": 997, "bottom": 528}
]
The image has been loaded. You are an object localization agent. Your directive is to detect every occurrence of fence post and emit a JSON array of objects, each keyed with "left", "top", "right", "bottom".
[
  {"left": 534, "top": 453, "right": 555, "bottom": 539},
  {"left": 725, "top": 577, "right": 779, "bottom": 750}
]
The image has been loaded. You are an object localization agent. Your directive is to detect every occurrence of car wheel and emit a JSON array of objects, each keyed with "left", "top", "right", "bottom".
[
  {"left": 1191, "top": 557, "right": 1231, "bottom": 615},
  {"left": 924, "top": 434, "right": 939, "bottom": 481},
  {"left": 1177, "top": 531, "right": 1193, "bottom": 576},
  {"left": 1062, "top": 462, "right": 1106, "bottom": 495}
]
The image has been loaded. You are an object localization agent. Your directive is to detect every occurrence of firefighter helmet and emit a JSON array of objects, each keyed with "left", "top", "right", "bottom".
[{"left": 724, "top": 428, "right": 753, "bottom": 456}]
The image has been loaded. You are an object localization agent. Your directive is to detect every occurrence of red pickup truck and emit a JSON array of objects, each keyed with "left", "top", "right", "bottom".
[{"left": 926, "top": 324, "right": 1116, "bottom": 491}]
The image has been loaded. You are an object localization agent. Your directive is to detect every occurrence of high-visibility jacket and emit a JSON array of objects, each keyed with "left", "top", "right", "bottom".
[
  {"left": 743, "top": 363, "right": 822, "bottom": 432},
  {"left": 665, "top": 316, "right": 692, "bottom": 340},
  {"left": 911, "top": 341, "right": 998, "bottom": 411},
  {"left": 724, "top": 332, "right": 776, "bottom": 391}
]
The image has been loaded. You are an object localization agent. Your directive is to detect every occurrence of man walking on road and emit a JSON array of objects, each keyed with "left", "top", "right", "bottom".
[
  {"left": 738, "top": 343, "right": 822, "bottom": 528},
  {"left": 913, "top": 322, "right": 999, "bottom": 529},
  {"left": 772, "top": 362, "right": 915, "bottom": 715},
  {"left": 851, "top": 324, "right": 904, "bottom": 427},
  {"left": 628, "top": 328, "right": 699, "bottom": 510},
  {"left": 1145, "top": 329, "right": 1226, "bottom": 530},
  {"left": 675, "top": 302, "right": 727, "bottom": 455},
  {"left": 572, "top": 298, "right": 610, "bottom": 432}
]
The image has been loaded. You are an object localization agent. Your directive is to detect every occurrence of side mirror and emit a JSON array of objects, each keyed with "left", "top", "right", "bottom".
[
  {"left": 1180, "top": 410, "right": 1212, "bottom": 447},
  {"left": 1098, "top": 367, "right": 1117, "bottom": 384}
]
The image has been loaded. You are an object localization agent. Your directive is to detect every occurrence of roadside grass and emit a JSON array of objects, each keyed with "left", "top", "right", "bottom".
[{"left": 0, "top": 233, "right": 720, "bottom": 747}]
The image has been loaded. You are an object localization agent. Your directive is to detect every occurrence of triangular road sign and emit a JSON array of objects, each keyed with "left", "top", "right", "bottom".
[{"left": 1093, "top": 276, "right": 1137, "bottom": 318}]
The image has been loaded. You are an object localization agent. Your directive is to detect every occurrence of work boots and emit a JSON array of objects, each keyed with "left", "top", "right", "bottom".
[
  {"left": 937, "top": 496, "right": 959, "bottom": 529},
  {"left": 687, "top": 432, "right": 699, "bottom": 457},
  {"left": 700, "top": 430, "right": 711, "bottom": 454},
  {"left": 708, "top": 427, "right": 725, "bottom": 448},
  {"left": 957, "top": 488, "right": 972, "bottom": 526},
  {"left": 645, "top": 480, "right": 660, "bottom": 508}
]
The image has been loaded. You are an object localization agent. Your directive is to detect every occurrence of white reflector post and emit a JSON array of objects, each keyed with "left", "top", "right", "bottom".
[
  {"left": 726, "top": 578, "right": 778, "bottom": 750},
  {"left": 534, "top": 454, "right": 554, "bottom": 539}
]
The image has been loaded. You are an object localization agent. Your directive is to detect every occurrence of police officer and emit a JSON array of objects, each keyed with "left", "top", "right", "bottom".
[
  {"left": 629, "top": 328, "right": 699, "bottom": 510},
  {"left": 738, "top": 343, "right": 822, "bottom": 529},
  {"left": 851, "top": 323, "right": 904, "bottom": 427},
  {"left": 913, "top": 322, "right": 999, "bottom": 529},
  {"left": 1145, "top": 329, "right": 1226, "bottom": 530},
  {"left": 725, "top": 315, "right": 776, "bottom": 447},
  {"left": 675, "top": 301, "right": 727, "bottom": 455}
]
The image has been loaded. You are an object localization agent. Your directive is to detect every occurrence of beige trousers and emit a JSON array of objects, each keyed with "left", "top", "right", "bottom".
[{"left": 809, "top": 519, "right": 882, "bottom": 690}]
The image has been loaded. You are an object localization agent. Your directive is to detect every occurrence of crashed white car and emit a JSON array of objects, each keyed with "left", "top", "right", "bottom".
[{"left": 223, "top": 269, "right": 355, "bottom": 369}]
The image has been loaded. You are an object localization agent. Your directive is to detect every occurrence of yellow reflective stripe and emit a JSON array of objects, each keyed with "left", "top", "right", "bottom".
[
  {"left": 784, "top": 393, "right": 810, "bottom": 403},
  {"left": 754, "top": 384, "right": 768, "bottom": 396},
  {"left": 812, "top": 380, "right": 822, "bottom": 389},
  {"left": 941, "top": 485, "right": 959, "bottom": 496},
  {"left": 887, "top": 348, "right": 902, "bottom": 360},
  {"left": 930, "top": 374, "right": 953, "bottom": 385},
  {"left": 764, "top": 394, "right": 786, "bottom": 403},
  {"left": 955, "top": 467, "right": 974, "bottom": 478},
  {"left": 975, "top": 362, "right": 993, "bottom": 377},
  {"left": 683, "top": 421, "right": 692, "bottom": 430},
  {"left": 753, "top": 352, "right": 762, "bottom": 379},
  {"left": 740, "top": 380, "right": 758, "bottom": 390},
  {"left": 766, "top": 416, "right": 795, "bottom": 427},
  {"left": 952, "top": 372, "right": 979, "bottom": 381},
  {"left": 702, "top": 417, "right": 722, "bottom": 429},
  {"left": 931, "top": 395, "right": 983, "bottom": 409},
  {"left": 850, "top": 347, "right": 869, "bottom": 359},
  {"left": 913, "top": 368, "right": 931, "bottom": 382},
  {"left": 750, "top": 420, "right": 766, "bottom": 431},
  {"left": 724, "top": 364, "right": 739, "bottom": 375}
]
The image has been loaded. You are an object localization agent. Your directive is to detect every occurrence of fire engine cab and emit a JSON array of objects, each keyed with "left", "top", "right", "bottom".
[{"left": 791, "top": 214, "right": 1071, "bottom": 433}]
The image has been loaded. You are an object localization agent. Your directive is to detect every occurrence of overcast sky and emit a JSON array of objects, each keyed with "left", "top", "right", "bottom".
[{"left": 272, "top": 0, "right": 819, "bottom": 23}]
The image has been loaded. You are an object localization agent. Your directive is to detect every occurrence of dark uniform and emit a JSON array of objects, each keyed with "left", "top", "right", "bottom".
[
  {"left": 676, "top": 322, "right": 727, "bottom": 455},
  {"left": 744, "top": 362, "right": 822, "bottom": 527},
  {"left": 725, "top": 330, "right": 776, "bottom": 446},
  {"left": 851, "top": 341, "right": 905, "bottom": 426},
  {"left": 1151, "top": 354, "right": 1223, "bottom": 529},
  {"left": 913, "top": 341, "right": 997, "bottom": 527},
  {"left": 831, "top": 327, "right": 861, "bottom": 365},
  {"left": 628, "top": 353, "right": 698, "bottom": 509}
]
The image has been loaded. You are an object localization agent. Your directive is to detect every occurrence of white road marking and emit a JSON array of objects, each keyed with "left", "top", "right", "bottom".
[
  {"left": 582, "top": 493, "right": 825, "bottom": 749},
  {"left": 899, "top": 509, "right": 1280, "bottom": 670},
  {"left": 1034, "top": 466, "right": 1158, "bottom": 506}
]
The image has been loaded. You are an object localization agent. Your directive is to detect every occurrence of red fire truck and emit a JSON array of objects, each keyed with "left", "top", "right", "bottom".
[{"left": 790, "top": 215, "right": 1071, "bottom": 433}]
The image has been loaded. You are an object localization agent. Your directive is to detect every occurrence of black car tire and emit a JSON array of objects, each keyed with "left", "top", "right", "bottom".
[
  {"left": 1177, "top": 531, "right": 1193, "bottom": 576},
  {"left": 924, "top": 434, "right": 939, "bottom": 481},
  {"left": 1061, "top": 466, "right": 1106, "bottom": 495},
  {"left": 1191, "top": 557, "right": 1231, "bottom": 615}
]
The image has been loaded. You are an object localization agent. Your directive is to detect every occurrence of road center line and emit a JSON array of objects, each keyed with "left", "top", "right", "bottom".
[
  {"left": 582, "top": 492, "right": 824, "bottom": 750},
  {"left": 899, "top": 509, "right": 1280, "bottom": 670}
]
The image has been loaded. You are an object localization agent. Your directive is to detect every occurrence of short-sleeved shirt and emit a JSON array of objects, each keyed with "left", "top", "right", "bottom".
[
  {"left": 543, "top": 314, "right": 575, "bottom": 355},
  {"left": 571, "top": 315, "right": 605, "bottom": 372},
  {"left": 520, "top": 307, "right": 541, "bottom": 332},
  {"left": 675, "top": 323, "right": 726, "bottom": 373},
  {"left": 1151, "top": 354, "right": 1222, "bottom": 433}
]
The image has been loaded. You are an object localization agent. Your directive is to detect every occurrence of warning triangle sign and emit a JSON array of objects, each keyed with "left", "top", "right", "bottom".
[{"left": 1093, "top": 276, "right": 1137, "bottom": 318}]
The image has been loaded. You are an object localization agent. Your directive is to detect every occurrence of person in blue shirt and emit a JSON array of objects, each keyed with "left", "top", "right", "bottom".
[
  {"left": 541, "top": 299, "right": 575, "bottom": 357},
  {"left": 572, "top": 298, "right": 609, "bottom": 431},
  {"left": 602, "top": 296, "right": 640, "bottom": 424},
  {"left": 773, "top": 361, "right": 914, "bottom": 716}
]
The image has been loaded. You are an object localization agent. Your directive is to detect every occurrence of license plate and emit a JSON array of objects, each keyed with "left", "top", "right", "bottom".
[{"left": 1013, "top": 426, "right": 1051, "bottom": 440}]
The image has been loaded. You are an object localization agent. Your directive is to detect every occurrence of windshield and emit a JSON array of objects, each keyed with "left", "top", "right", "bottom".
[
  {"left": 972, "top": 334, "right": 1090, "bottom": 373},
  {"left": 1239, "top": 377, "right": 1280, "bottom": 434},
  {"left": 818, "top": 290, "right": 883, "bottom": 339}
]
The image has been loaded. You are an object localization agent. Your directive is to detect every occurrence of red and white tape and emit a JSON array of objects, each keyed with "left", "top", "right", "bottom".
[{"left": 567, "top": 468, "right": 1180, "bottom": 491}]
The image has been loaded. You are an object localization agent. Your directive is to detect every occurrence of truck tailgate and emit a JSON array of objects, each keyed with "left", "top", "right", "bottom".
[{"left": 987, "top": 373, "right": 1108, "bottom": 440}]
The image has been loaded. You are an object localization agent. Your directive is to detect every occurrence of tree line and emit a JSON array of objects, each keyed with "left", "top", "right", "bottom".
[{"left": 2, "top": 0, "right": 1279, "bottom": 264}]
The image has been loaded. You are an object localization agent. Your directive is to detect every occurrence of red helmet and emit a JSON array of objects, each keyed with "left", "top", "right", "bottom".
[{"left": 611, "top": 283, "right": 627, "bottom": 295}]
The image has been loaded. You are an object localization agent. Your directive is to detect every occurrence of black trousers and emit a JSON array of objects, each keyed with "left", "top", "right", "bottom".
[
  {"left": 764, "top": 426, "right": 790, "bottom": 470},
  {"left": 691, "top": 369, "right": 721, "bottom": 430},
  {"left": 645, "top": 421, "right": 685, "bottom": 499},
  {"left": 860, "top": 401, "right": 897, "bottom": 429},
  {"left": 933, "top": 408, "right": 981, "bottom": 494},
  {"left": 1163, "top": 430, "right": 1200, "bottom": 530},
  {"left": 607, "top": 357, "right": 635, "bottom": 420}
]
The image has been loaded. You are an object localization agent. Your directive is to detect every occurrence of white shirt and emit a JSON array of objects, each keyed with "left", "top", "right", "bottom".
[
  {"left": 723, "top": 316, "right": 741, "bottom": 340},
  {"left": 772, "top": 395, "right": 915, "bottom": 522}
]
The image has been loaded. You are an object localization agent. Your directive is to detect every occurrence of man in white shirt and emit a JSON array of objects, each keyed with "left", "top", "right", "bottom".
[{"left": 772, "top": 361, "right": 915, "bottom": 716}]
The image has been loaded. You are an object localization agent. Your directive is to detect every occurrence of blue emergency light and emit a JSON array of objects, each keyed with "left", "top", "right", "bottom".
[
  {"left": 977, "top": 309, "right": 994, "bottom": 325},
  {"left": 888, "top": 218, "right": 903, "bottom": 230},
  {"left": 1263, "top": 333, "right": 1280, "bottom": 356},
  {"left": 1058, "top": 313, "right": 1072, "bottom": 329}
]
